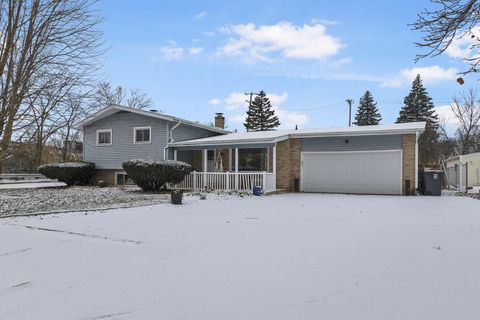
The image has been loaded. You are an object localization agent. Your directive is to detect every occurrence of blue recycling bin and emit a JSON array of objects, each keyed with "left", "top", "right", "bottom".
[{"left": 252, "top": 185, "right": 263, "bottom": 196}]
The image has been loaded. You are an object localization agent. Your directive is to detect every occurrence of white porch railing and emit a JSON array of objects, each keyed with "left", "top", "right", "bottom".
[{"left": 173, "top": 171, "right": 276, "bottom": 192}]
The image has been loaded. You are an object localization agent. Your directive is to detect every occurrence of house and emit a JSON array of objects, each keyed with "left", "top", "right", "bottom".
[
  {"left": 445, "top": 152, "right": 480, "bottom": 188},
  {"left": 75, "top": 104, "right": 228, "bottom": 185},
  {"left": 76, "top": 104, "right": 425, "bottom": 195}
]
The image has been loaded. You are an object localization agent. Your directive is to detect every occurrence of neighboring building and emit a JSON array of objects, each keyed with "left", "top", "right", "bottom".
[
  {"left": 76, "top": 104, "right": 425, "bottom": 195},
  {"left": 445, "top": 152, "right": 480, "bottom": 188}
]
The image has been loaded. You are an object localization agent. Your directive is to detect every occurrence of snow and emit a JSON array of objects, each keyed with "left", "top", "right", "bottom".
[
  {"left": 37, "top": 162, "right": 92, "bottom": 169},
  {"left": 0, "top": 181, "right": 67, "bottom": 190},
  {"left": 0, "top": 186, "right": 168, "bottom": 216},
  {"left": 1, "top": 193, "right": 480, "bottom": 319}
]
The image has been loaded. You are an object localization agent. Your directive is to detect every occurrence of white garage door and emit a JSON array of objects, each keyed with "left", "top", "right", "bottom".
[{"left": 301, "top": 150, "right": 402, "bottom": 195}]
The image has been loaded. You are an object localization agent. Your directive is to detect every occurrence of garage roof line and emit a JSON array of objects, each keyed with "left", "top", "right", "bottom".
[{"left": 169, "top": 122, "right": 426, "bottom": 147}]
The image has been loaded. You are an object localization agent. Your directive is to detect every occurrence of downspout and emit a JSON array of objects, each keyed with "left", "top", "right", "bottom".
[
  {"left": 415, "top": 131, "right": 419, "bottom": 190},
  {"left": 166, "top": 120, "right": 182, "bottom": 160},
  {"left": 169, "top": 120, "right": 182, "bottom": 143}
]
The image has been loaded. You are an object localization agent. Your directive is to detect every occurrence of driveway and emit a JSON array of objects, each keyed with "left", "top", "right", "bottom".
[{"left": 1, "top": 193, "right": 479, "bottom": 320}]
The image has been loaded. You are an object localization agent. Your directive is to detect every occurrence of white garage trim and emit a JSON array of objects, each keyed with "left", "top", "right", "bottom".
[{"left": 300, "top": 150, "right": 403, "bottom": 195}]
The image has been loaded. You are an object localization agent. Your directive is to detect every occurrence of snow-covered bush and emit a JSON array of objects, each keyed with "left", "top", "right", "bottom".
[
  {"left": 38, "top": 162, "right": 95, "bottom": 186},
  {"left": 122, "top": 159, "right": 192, "bottom": 191}
]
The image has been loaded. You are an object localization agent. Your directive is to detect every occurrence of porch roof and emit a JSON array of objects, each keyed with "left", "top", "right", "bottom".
[{"left": 168, "top": 122, "right": 426, "bottom": 148}]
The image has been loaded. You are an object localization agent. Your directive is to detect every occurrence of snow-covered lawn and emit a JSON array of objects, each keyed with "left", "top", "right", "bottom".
[
  {"left": 0, "top": 186, "right": 168, "bottom": 216},
  {"left": 1, "top": 193, "right": 480, "bottom": 320}
]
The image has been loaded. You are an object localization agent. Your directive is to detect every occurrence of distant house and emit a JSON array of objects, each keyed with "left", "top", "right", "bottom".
[
  {"left": 445, "top": 152, "right": 480, "bottom": 188},
  {"left": 76, "top": 104, "right": 425, "bottom": 195}
]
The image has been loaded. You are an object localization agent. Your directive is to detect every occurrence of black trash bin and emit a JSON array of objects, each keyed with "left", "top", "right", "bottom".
[{"left": 420, "top": 170, "right": 444, "bottom": 196}]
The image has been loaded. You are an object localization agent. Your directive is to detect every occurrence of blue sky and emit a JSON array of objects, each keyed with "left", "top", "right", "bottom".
[{"left": 97, "top": 0, "right": 473, "bottom": 132}]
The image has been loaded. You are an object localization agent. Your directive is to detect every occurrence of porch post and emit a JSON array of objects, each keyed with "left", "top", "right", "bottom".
[
  {"left": 235, "top": 147, "right": 239, "bottom": 190},
  {"left": 272, "top": 145, "right": 277, "bottom": 174},
  {"left": 272, "top": 144, "right": 277, "bottom": 190},
  {"left": 203, "top": 149, "right": 208, "bottom": 188},
  {"left": 173, "top": 150, "right": 177, "bottom": 161}
]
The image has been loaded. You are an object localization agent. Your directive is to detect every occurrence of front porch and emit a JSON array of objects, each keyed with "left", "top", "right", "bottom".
[{"left": 169, "top": 146, "right": 277, "bottom": 192}]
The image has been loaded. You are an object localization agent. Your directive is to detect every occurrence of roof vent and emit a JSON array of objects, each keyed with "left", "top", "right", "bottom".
[{"left": 150, "top": 109, "right": 159, "bottom": 113}]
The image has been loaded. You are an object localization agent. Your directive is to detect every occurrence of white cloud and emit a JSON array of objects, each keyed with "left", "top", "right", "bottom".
[
  {"left": 311, "top": 18, "right": 341, "bottom": 26},
  {"left": 219, "top": 91, "right": 288, "bottom": 110},
  {"left": 445, "top": 27, "right": 480, "bottom": 59},
  {"left": 224, "top": 92, "right": 249, "bottom": 110},
  {"left": 195, "top": 11, "right": 208, "bottom": 19},
  {"left": 275, "top": 108, "right": 309, "bottom": 129},
  {"left": 153, "top": 41, "right": 183, "bottom": 61},
  {"left": 208, "top": 98, "right": 222, "bottom": 106},
  {"left": 189, "top": 47, "right": 204, "bottom": 55},
  {"left": 214, "top": 91, "right": 308, "bottom": 129},
  {"left": 330, "top": 57, "right": 352, "bottom": 68},
  {"left": 381, "top": 65, "right": 458, "bottom": 88},
  {"left": 218, "top": 22, "right": 344, "bottom": 62},
  {"left": 435, "top": 104, "right": 459, "bottom": 134}
]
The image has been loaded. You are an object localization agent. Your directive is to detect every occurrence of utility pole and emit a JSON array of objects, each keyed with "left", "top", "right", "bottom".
[
  {"left": 345, "top": 99, "right": 354, "bottom": 127},
  {"left": 245, "top": 92, "right": 259, "bottom": 106}
]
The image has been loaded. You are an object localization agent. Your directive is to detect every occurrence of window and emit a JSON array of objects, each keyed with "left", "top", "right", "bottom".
[
  {"left": 134, "top": 126, "right": 151, "bottom": 144},
  {"left": 115, "top": 172, "right": 133, "bottom": 185},
  {"left": 97, "top": 129, "right": 112, "bottom": 146},
  {"left": 239, "top": 148, "right": 267, "bottom": 171}
]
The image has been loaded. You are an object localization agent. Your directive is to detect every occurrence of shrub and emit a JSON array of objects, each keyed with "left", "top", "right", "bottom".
[
  {"left": 122, "top": 159, "right": 192, "bottom": 191},
  {"left": 38, "top": 162, "right": 95, "bottom": 186}
]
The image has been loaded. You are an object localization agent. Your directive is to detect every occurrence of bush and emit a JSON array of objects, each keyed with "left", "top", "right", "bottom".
[
  {"left": 122, "top": 159, "right": 192, "bottom": 191},
  {"left": 38, "top": 162, "right": 95, "bottom": 186}
]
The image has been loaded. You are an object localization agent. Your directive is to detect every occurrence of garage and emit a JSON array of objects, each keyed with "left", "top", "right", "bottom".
[{"left": 301, "top": 150, "right": 402, "bottom": 195}]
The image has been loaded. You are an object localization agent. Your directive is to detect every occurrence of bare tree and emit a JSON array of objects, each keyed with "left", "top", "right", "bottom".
[
  {"left": 414, "top": 0, "right": 480, "bottom": 76},
  {"left": 0, "top": 0, "right": 105, "bottom": 172},
  {"left": 92, "top": 82, "right": 153, "bottom": 110},
  {"left": 451, "top": 88, "right": 480, "bottom": 154},
  {"left": 57, "top": 91, "right": 94, "bottom": 161}
]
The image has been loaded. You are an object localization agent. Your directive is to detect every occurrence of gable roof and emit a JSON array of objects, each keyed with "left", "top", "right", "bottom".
[
  {"left": 169, "top": 122, "right": 426, "bottom": 147},
  {"left": 74, "top": 104, "right": 228, "bottom": 134}
]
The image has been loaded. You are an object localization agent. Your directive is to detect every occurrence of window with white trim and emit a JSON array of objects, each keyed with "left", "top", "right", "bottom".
[
  {"left": 97, "top": 129, "right": 112, "bottom": 146},
  {"left": 134, "top": 126, "right": 151, "bottom": 144}
]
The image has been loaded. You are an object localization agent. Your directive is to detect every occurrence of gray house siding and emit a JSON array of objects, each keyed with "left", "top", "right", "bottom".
[
  {"left": 171, "top": 123, "right": 219, "bottom": 142},
  {"left": 84, "top": 111, "right": 168, "bottom": 169},
  {"left": 300, "top": 134, "right": 401, "bottom": 152}
]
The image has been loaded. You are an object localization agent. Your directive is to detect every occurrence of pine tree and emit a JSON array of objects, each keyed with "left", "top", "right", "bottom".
[
  {"left": 396, "top": 74, "right": 440, "bottom": 166},
  {"left": 244, "top": 91, "right": 281, "bottom": 131},
  {"left": 353, "top": 91, "right": 382, "bottom": 126},
  {"left": 396, "top": 74, "right": 438, "bottom": 127}
]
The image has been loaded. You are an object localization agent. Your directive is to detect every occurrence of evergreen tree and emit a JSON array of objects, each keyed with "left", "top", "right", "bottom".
[
  {"left": 396, "top": 74, "right": 440, "bottom": 166},
  {"left": 396, "top": 74, "right": 438, "bottom": 127},
  {"left": 244, "top": 91, "right": 281, "bottom": 131},
  {"left": 353, "top": 91, "right": 382, "bottom": 126}
]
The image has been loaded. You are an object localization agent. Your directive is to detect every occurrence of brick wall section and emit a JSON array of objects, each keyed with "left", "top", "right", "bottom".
[
  {"left": 402, "top": 134, "right": 416, "bottom": 195},
  {"left": 93, "top": 169, "right": 117, "bottom": 186},
  {"left": 276, "top": 138, "right": 301, "bottom": 191}
]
